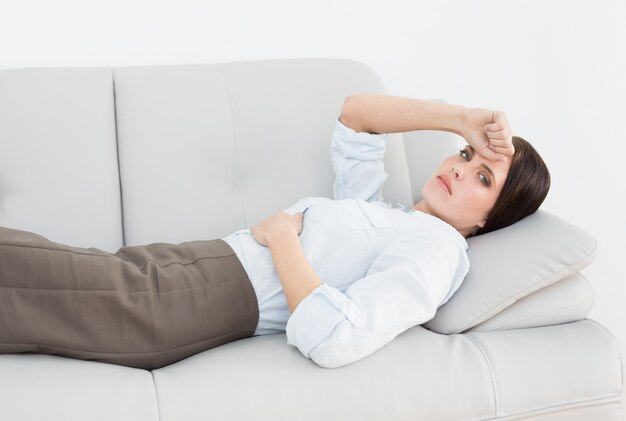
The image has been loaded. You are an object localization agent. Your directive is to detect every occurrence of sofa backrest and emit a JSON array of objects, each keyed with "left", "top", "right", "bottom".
[
  {"left": 0, "top": 59, "right": 460, "bottom": 253},
  {"left": 0, "top": 59, "right": 598, "bottom": 332}
]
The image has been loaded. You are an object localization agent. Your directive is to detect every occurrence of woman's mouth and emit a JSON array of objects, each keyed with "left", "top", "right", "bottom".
[{"left": 437, "top": 176, "right": 452, "bottom": 195}]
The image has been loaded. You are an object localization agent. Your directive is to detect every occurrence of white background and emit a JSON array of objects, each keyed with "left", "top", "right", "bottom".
[{"left": 1, "top": 0, "right": 625, "bottom": 401}]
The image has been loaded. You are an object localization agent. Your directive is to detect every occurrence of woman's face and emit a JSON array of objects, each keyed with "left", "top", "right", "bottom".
[{"left": 412, "top": 145, "right": 512, "bottom": 237}]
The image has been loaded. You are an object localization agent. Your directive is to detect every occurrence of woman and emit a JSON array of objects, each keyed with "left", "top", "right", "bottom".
[
  {"left": 0, "top": 95, "right": 550, "bottom": 370},
  {"left": 243, "top": 95, "right": 550, "bottom": 368}
]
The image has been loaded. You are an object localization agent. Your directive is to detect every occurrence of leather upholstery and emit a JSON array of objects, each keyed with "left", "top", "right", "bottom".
[{"left": 0, "top": 59, "right": 622, "bottom": 420}]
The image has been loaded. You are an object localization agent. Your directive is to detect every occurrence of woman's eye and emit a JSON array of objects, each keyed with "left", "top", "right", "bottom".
[{"left": 459, "top": 149, "right": 490, "bottom": 186}]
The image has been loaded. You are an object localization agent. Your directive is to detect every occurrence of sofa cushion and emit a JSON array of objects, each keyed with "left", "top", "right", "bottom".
[
  {"left": 423, "top": 209, "right": 598, "bottom": 334},
  {"left": 465, "top": 272, "right": 595, "bottom": 332}
]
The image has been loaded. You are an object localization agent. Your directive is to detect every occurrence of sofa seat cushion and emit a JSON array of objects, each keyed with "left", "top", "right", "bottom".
[
  {"left": 0, "top": 353, "right": 159, "bottom": 421},
  {"left": 148, "top": 320, "right": 621, "bottom": 421}
]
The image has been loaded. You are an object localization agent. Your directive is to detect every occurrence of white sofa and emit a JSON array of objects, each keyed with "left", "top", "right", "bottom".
[{"left": 0, "top": 58, "right": 623, "bottom": 420}]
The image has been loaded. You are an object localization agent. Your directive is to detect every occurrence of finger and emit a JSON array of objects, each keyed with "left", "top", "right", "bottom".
[
  {"left": 477, "top": 146, "right": 506, "bottom": 162},
  {"left": 489, "top": 136, "right": 512, "bottom": 149},
  {"left": 487, "top": 126, "right": 510, "bottom": 137},
  {"left": 487, "top": 138, "right": 508, "bottom": 147},
  {"left": 494, "top": 111, "right": 508, "bottom": 124},
  {"left": 486, "top": 127, "right": 511, "bottom": 140},
  {"left": 485, "top": 123, "right": 506, "bottom": 133},
  {"left": 490, "top": 145, "right": 515, "bottom": 155},
  {"left": 488, "top": 137, "right": 513, "bottom": 147},
  {"left": 485, "top": 112, "right": 508, "bottom": 132}
]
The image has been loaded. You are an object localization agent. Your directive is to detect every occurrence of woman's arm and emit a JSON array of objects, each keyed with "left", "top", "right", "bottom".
[
  {"left": 339, "top": 94, "right": 468, "bottom": 136},
  {"left": 267, "top": 229, "right": 322, "bottom": 314},
  {"left": 339, "top": 94, "right": 514, "bottom": 162},
  {"left": 250, "top": 210, "right": 322, "bottom": 314}
]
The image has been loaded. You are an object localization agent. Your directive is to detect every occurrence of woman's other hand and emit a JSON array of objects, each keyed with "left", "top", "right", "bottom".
[
  {"left": 461, "top": 108, "right": 515, "bottom": 162},
  {"left": 251, "top": 211, "right": 304, "bottom": 247}
]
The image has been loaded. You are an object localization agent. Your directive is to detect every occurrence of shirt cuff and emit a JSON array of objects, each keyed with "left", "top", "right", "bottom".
[
  {"left": 332, "top": 118, "right": 388, "bottom": 161},
  {"left": 285, "top": 283, "right": 366, "bottom": 358}
]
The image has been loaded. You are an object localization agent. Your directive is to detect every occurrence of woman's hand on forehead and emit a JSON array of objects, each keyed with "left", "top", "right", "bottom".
[{"left": 461, "top": 108, "right": 515, "bottom": 162}]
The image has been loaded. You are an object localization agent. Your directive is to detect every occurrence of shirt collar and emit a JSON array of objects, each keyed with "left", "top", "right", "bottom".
[{"left": 408, "top": 209, "right": 469, "bottom": 250}]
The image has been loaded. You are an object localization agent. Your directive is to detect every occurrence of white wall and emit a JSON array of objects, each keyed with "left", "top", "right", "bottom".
[{"left": 1, "top": 0, "right": 625, "bottom": 399}]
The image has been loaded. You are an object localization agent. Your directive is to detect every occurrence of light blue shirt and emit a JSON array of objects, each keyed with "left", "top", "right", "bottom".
[{"left": 222, "top": 118, "right": 469, "bottom": 368}]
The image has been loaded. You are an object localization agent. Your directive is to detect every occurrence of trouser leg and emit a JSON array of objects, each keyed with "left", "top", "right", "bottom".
[{"left": 0, "top": 226, "right": 259, "bottom": 370}]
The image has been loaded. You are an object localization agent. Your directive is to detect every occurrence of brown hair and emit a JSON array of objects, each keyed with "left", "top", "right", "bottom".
[{"left": 469, "top": 136, "right": 551, "bottom": 238}]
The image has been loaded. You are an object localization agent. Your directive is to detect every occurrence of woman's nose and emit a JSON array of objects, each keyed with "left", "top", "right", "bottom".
[{"left": 452, "top": 165, "right": 464, "bottom": 180}]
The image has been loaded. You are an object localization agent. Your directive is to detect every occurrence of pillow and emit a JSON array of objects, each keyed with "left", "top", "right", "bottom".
[
  {"left": 464, "top": 272, "right": 594, "bottom": 332},
  {"left": 423, "top": 209, "right": 598, "bottom": 334}
]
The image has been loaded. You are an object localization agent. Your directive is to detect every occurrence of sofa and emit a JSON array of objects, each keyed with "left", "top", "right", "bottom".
[{"left": 0, "top": 58, "right": 623, "bottom": 421}]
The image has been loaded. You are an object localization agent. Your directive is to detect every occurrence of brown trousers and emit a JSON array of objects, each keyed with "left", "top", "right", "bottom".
[{"left": 0, "top": 226, "right": 259, "bottom": 370}]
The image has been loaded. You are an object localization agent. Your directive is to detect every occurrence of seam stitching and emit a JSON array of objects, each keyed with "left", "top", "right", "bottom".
[
  {"left": 218, "top": 64, "right": 246, "bottom": 228},
  {"left": 473, "top": 297, "right": 594, "bottom": 332},
  {"left": 585, "top": 318, "right": 625, "bottom": 396},
  {"left": 461, "top": 334, "right": 500, "bottom": 419},
  {"left": 111, "top": 68, "right": 126, "bottom": 247},
  {"left": 150, "top": 371, "right": 162, "bottom": 421},
  {"left": 479, "top": 397, "right": 623, "bottom": 421}
]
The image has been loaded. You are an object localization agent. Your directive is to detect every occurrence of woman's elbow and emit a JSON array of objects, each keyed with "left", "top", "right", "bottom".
[
  {"left": 311, "top": 354, "right": 342, "bottom": 369},
  {"left": 339, "top": 95, "right": 367, "bottom": 132},
  {"left": 309, "top": 345, "right": 356, "bottom": 369}
]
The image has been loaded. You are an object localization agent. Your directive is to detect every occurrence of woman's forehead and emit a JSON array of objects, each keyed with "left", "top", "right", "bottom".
[{"left": 463, "top": 145, "right": 512, "bottom": 184}]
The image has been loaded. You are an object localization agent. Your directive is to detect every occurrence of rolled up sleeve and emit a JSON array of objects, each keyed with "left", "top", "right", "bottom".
[
  {"left": 285, "top": 283, "right": 366, "bottom": 359},
  {"left": 331, "top": 118, "right": 389, "bottom": 203},
  {"left": 285, "top": 238, "right": 466, "bottom": 368}
]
